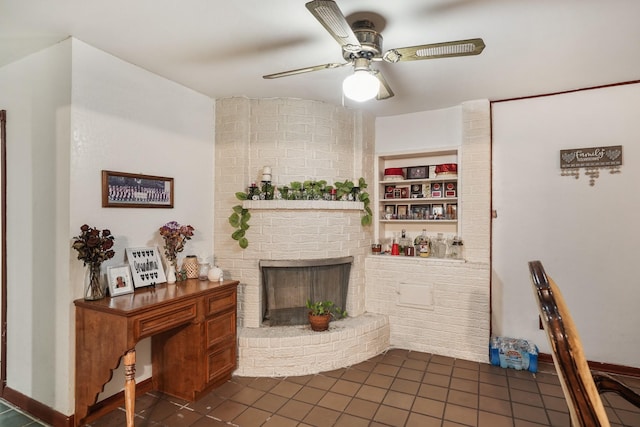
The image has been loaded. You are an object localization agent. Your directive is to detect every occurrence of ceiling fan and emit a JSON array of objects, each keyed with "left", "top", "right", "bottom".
[{"left": 263, "top": 0, "right": 485, "bottom": 102}]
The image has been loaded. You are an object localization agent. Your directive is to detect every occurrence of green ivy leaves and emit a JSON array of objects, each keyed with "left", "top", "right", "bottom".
[{"left": 228, "top": 192, "right": 250, "bottom": 249}]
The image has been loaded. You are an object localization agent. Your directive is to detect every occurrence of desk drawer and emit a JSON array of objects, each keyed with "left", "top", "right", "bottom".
[
  {"left": 207, "top": 341, "right": 236, "bottom": 383},
  {"left": 205, "top": 287, "right": 236, "bottom": 316},
  {"left": 206, "top": 310, "right": 236, "bottom": 348},
  {"left": 135, "top": 302, "right": 197, "bottom": 338}
]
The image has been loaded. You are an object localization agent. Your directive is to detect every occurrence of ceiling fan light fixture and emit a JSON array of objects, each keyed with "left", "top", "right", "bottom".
[{"left": 343, "top": 69, "right": 379, "bottom": 102}]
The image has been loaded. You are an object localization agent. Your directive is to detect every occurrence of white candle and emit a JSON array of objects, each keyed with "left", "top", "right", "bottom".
[{"left": 263, "top": 166, "right": 272, "bottom": 175}]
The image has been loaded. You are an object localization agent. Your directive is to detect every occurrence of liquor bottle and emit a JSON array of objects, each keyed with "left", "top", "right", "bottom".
[
  {"left": 414, "top": 229, "right": 430, "bottom": 257},
  {"left": 399, "top": 229, "right": 412, "bottom": 254}
]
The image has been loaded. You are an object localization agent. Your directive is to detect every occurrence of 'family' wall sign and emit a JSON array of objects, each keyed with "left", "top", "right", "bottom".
[{"left": 560, "top": 145, "right": 622, "bottom": 186}]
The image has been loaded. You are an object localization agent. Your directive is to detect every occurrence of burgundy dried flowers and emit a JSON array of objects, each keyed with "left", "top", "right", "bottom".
[
  {"left": 72, "top": 224, "right": 116, "bottom": 266},
  {"left": 159, "top": 221, "right": 195, "bottom": 268}
]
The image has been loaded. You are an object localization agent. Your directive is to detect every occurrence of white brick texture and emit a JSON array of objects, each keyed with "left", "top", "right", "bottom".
[
  {"left": 214, "top": 97, "right": 490, "bottom": 374},
  {"left": 364, "top": 99, "right": 491, "bottom": 363}
]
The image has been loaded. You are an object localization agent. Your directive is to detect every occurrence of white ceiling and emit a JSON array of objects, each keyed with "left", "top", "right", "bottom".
[{"left": 2, "top": 0, "right": 640, "bottom": 117}]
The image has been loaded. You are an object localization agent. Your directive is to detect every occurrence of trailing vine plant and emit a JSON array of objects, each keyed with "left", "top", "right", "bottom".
[
  {"left": 228, "top": 192, "right": 250, "bottom": 249},
  {"left": 357, "top": 177, "right": 373, "bottom": 226}
]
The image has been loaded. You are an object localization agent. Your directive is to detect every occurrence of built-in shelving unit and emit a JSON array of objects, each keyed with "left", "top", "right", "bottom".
[{"left": 375, "top": 148, "right": 460, "bottom": 245}]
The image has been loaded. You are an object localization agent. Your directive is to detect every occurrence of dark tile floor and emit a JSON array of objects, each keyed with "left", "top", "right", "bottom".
[
  {"left": 10, "top": 349, "right": 640, "bottom": 426},
  {"left": 0, "top": 399, "right": 48, "bottom": 427}
]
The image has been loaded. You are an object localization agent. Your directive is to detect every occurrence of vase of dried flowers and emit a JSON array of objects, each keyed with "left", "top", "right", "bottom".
[
  {"left": 72, "top": 224, "right": 115, "bottom": 300},
  {"left": 159, "top": 221, "right": 195, "bottom": 283},
  {"left": 83, "top": 263, "right": 104, "bottom": 300}
]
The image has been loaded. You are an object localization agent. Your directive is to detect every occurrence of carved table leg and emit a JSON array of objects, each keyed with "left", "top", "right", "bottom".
[{"left": 124, "top": 349, "right": 136, "bottom": 427}]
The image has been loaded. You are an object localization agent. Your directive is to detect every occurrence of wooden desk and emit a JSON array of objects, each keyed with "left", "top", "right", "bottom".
[{"left": 74, "top": 279, "right": 238, "bottom": 427}]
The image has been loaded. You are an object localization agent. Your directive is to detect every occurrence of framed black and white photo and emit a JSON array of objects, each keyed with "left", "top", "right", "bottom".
[
  {"left": 107, "top": 265, "right": 134, "bottom": 297},
  {"left": 102, "top": 170, "right": 173, "bottom": 208},
  {"left": 125, "top": 246, "right": 167, "bottom": 288}
]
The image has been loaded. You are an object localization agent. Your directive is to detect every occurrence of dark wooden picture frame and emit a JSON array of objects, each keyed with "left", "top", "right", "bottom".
[
  {"left": 396, "top": 204, "right": 409, "bottom": 218},
  {"left": 102, "top": 170, "right": 173, "bottom": 208}
]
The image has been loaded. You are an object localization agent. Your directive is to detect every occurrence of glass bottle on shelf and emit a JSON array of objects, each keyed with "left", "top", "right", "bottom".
[
  {"left": 414, "top": 229, "right": 430, "bottom": 258},
  {"left": 432, "top": 233, "right": 447, "bottom": 258},
  {"left": 448, "top": 236, "right": 464, "bottom": 260},
  {"left": 399, "top": 229, "right": 412, "bottom": 254}
]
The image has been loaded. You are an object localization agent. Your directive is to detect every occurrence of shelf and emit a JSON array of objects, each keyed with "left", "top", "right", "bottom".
[
  {"left": 376, "top": 148, "right": 460, "bottom": 242},
  {"left": 367, "top": 254, "right": 465, "bottom": 263},
  {"left": 380, "top": 177, "right": 457, "bottom": 185},
  {"left": 243, "top": 200, "right": 364, "bottom": 210},
  {"left": 380, "top": 197, "right": 457, "bottom": 203},
  {"left": 380, "top": 219, "right": 457, "bottom": 224}
]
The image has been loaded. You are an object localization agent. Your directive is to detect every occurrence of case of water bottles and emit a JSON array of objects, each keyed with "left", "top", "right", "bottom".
[{"left": 489, "top": 336, "right": 538, "bottom": 373}]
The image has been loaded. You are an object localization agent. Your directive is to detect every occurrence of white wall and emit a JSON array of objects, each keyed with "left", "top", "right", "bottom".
[
  {"left": 375, "top": 106, "right": 462, "bottom": 153},
  {"left": 492, "top": 83, "right": 640, "bottom": 368},
  {"left": 0, "top": 39, "right": 72, "bottom": 410},
  {"left": 71, "top": 39, "right": 215, "bottom": 406},
  {"left": 0, "top": 38, "right": 215, "bottom": 415}
]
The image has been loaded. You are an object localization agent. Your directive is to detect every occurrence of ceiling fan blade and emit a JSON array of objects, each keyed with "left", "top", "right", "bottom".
[
  {"left": 383, "top": 38, "right": 485, "bottom": 63},
  {"left": 371, "top": 70, "right": 394, "bottom": 100},
  {"left": 263, "top": 62, "right": 350, "bottom": 79},
  {"left": 305, "top": 0, "right": 361, "bottom": 53}
]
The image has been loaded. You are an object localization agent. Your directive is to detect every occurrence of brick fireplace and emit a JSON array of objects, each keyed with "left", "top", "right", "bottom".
[{"left": 213, "top": 97, "right": 388, "bottom": 376}]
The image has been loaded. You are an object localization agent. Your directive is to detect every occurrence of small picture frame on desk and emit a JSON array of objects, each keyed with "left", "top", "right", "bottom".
[
  {"left": 107, "top": 265, "right": 134, "bottom": 297},
  {"left": 125, "top": 246, "right": 167, "bottom": 288}
]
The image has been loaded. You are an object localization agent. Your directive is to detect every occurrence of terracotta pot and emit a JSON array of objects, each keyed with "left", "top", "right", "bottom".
[{"left": 308, "top": 312, "right": 331, "bottom": 332}]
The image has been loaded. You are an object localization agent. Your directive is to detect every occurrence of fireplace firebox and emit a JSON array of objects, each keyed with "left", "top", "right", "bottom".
[{"left": 260, "top": 257, "right": 353, "bottom": 326}]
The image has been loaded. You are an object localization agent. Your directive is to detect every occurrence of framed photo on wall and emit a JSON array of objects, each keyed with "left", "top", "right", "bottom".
[
  {"left": 102, "top": 170, "right": 174, "bottom": 208},
  {"left": 107, "top": 265, "right": 134, "bottom": 297}
]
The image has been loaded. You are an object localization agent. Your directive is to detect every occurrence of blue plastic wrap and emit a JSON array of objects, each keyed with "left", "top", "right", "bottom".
[{"left": 490, "top": 336, "right": 538, "bottom": 373}]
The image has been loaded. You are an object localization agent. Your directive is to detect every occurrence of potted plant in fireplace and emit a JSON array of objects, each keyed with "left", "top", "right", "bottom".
[{"left": 306, "top": 299, "right": 347, "bottom": 332}]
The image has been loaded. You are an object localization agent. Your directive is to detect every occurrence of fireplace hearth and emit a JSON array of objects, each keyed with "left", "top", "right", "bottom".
[{"left": 260, "top": 257, "right": 353, "bottom": 326}]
